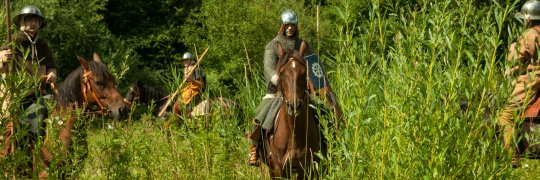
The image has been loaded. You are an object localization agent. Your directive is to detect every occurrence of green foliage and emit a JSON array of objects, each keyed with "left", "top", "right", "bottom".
[
  {"left": 101, "top": 0, "right": 201, "bottom": 70},
  {"left": 2, "top": 0, "right": 540, "bottom": 178}
]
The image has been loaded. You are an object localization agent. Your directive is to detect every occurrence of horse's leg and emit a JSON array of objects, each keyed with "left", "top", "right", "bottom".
[
  {"left": 267, "top": 151, "right": 285, "bottom": 179},
  {"left": 269, "top": 161, "right": 283, "bottom": 179},
  {"left": 38, "top": 146, "right": 52, "bottom": 168},
  {"left": 0, "top": 122, "right": 14, "bottom": 158},
  {"left": 173, "top": 101, "right": 182, "bottom": 117},
  {"left": 58, "top": 115, "right": 75, "bottom": 156},
  {"left": 297, "top": 169, "right": 306, "bottom": 180},
  {"left": 172, "top": 102, "right": 185, "bottom": 127}
]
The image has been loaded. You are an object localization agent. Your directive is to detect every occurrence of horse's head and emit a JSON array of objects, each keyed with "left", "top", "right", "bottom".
[
  {"left": 124, "top": 80, "right": 142, "bottom": 105},
  {"left": 276, "top": 44, "right": 308, "bottom": 117},
  {"left": 72, "top": 53, "right": 129, "bottom": 119}
]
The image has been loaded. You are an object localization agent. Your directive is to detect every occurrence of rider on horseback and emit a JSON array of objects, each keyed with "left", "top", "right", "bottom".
[
  {"left": 498, "top": 0, "right": 540, "bottom": 168},
  {"left": 0, "top": 5, "right": 57, "bottom": 157},
  {"left": 174, "top": 52, "right": 206, "bottom": 117},
  {"left": 247, "top": 9, "right": 343, "bottom": 166}
]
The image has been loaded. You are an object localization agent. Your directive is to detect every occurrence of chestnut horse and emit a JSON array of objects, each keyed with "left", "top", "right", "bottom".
[
  {"left": 260, "top": 45, "right": 321, "bottom": 179},
  {"left": 1, "top": 53, "right": 129, "bottom": 178}
]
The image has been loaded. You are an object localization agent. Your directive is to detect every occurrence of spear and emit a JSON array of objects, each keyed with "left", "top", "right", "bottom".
[
  {"left": 1, "top": 0, "right": 14, "bottom": 160},
  {"left": 158, "top": 47, "right": 210, "bottom": 117},
  {"left": 4, "top": 0, "right": 12, "bottom": 45}
]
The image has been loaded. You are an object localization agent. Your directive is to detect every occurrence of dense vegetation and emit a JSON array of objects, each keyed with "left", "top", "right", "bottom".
[{"left": 1, "top": 0, "right": 540, "bottom": 178}]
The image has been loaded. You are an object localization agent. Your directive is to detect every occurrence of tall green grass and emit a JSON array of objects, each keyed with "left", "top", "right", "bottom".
[
  {"left": 325, "top": 0, "right": 517, "bottom": 178},
  {"left": 3, "top": 0, "right": 540, "bottom": 179}
]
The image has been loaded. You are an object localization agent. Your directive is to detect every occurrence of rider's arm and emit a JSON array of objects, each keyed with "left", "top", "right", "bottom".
[
  {"left": 508, "top": 32, "right": 538, "bottom": 63},
  {"left": 39, "top": 42, "right": 57, "bottom": 83},
  {"left": 505, "top": 35, "right": 537, "bottom": 76},
  {"left": 264, "top": 41, "right": 278, "bottom": 84}
]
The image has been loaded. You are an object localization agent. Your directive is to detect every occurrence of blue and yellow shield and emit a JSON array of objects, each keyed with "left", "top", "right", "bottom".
[{"left": 304, "top": 54, "right": 329, "bottom": 90}]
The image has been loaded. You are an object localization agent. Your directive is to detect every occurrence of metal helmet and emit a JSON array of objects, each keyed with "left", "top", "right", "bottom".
[
  {"left": 182, "top": 52, "right": 194, "bottom": 60},
  {"left": 280, "top": 10, "right": 298, "bottom": 25},
  {"left": 515, "top": 0, "right": 540, "bottom": 20},
  {"left": 13, "top": 5, "right": 47, "bottom": 28}
]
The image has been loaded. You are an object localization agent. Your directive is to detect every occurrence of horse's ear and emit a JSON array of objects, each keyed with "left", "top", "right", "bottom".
[
  {"left": 277, "top": 43, "right": 284, "bottom": 59},
  {"left": 77, "top": 55, "right": 90, "bottom": 70},
  {"left": 299, "top": 41, "right": 307, "bottom": 57},
  {"left": 93, "top": 52, "right": 102, "bottom": 62}
]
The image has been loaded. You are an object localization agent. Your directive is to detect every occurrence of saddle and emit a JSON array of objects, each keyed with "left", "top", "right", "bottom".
[
  {"left": 519, "top": 96, "right": 540, "bottom": 156},
  {"left": 523, "top": 97, "right": 540, "bottom": 120}
]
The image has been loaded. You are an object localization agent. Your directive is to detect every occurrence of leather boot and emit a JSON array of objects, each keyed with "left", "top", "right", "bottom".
[
  {"left": 247, "top": 120, "right": 262, "bottom": 166},
  {"left": 248, "top": 143, "right": 259, "bottom": 166}
]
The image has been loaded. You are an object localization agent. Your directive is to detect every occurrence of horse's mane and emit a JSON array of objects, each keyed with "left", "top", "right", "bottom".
[
  {"left": 56, "top": 61, "right": 114, "bottom": 106},
  {"left": 275, "top": 49, "right": 305, "bottom": 73},
  {"left": 138, "top": 82, "right": 169, "bottom": 104}
]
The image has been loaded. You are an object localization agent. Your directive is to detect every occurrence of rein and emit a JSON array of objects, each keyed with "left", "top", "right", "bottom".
[
  {"left": 123, "top": 87, "right": 139, "bottom": 105},
  {"left": 124, "top": 86, "right": 170, "bottom": 104},
  {"left": 81, "top": 68, "right": 107, "bottom": 114}
]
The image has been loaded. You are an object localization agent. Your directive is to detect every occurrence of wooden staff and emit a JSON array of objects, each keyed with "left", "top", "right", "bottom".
[
  {"left": 158, "top": 47, "right": 209, "bottom": 117},
  {"left": 4, "top": 0, "right": 12, "bottom": 45},
  {"left": 1, "top": 0, "right": 15, "bottom": 163}
]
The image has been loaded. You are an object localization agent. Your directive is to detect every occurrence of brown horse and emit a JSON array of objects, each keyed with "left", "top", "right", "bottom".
[
  {"left": 124, "top": 79, "right": 243, "bottom": 127},
  {"left": 260, "top": 45, "right": 321, "bottom": 179},
  {"left": 4, "top": 53, "right": 129, "bottom": 178},
  {"left": 124, "top": 79, "right": 171, "bottom": 117}
]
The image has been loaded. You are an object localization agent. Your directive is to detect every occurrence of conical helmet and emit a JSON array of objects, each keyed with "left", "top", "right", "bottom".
[
  {"left": 280, "top": 10, "right": 298, "bottom": 25},
  {"left": 516, "top": 0, "right": 540, "bottom": 20},
  {"left": 13, "top": 5, "right": 47, "bottom": 28},
  {"left": 183, "top": 52, "right": 194, "bottom": 60}
]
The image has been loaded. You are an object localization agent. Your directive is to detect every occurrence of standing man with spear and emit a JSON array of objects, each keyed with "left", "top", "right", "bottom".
[
  {"left": 160, "top": 47, "right": 209, "bottom": 128},
  {"left": 0, "top": 4, "right": 57, "bottom": 175},
  {"left": 172, "top": 52, "right": 206, "bottom": 118}
]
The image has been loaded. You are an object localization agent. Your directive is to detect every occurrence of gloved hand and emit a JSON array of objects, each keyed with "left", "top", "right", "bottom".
[
  {"left": 271, "top": 74, "right": 279, "bottom": 85},
  {"left": 43, "top": 71, "right": 56, "bottom": 83}
]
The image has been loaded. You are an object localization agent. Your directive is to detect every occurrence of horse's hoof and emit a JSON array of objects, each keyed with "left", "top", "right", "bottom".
[
  {"left": 38, "top": 171, "right": 49, "bottom": 179},
  {"left": 511, "top": 157, "right": 520, "bottom": 168}
]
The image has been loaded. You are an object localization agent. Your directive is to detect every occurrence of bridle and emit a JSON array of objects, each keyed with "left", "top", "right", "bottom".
[
  {"left": 81, "top": 68, "right": 107, "bottom": 114},
  {"left": 277, "top": 55, "right": 309, "bottom": 116},
  {"left": 123, "top": 86, "right": 140, "bottom": 105}
]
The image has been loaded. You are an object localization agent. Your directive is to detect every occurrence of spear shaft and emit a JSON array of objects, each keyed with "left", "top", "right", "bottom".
[{"left": 4, "top": 0, "right": 12, "bottom": 45}]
